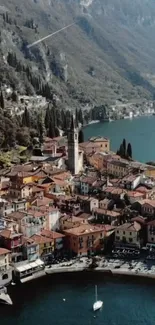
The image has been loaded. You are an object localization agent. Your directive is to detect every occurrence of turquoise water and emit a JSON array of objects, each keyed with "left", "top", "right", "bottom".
[
  {"left": 1, "top": 273, "right": 155, "bottom": 325},
  {"left": 83, "top": 116, "right": 155, "bottom": 163}
]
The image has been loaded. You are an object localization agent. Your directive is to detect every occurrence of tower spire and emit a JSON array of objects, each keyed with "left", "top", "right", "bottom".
[{"left": 70, "top": 114, "right": 75, "bottom": 130}]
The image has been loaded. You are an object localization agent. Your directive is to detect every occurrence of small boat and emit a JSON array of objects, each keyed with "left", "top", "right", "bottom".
[
  {"left": 0, "top": 286, "right": 13, "bottom": 305},
  {"left": 93, "top": 285, "right": 103, "bottom": 311}
]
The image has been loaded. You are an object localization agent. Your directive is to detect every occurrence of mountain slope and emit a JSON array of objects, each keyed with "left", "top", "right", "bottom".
[{"left": 0, "top": 0, "right": 155, "bottom": 108}]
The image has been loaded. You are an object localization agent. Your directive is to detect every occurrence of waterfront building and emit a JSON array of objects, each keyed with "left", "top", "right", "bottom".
[
  {"left": 23, "top": 237, "right": 40, "bottom": 262},
  {"left": 64, "top": 224, "right": 115, "bottom": 256},
  {"left": 41, "top": 229, "right": 65, "bottom": 257},
  {"left": 0, "top": 248, "right": 12, "bottom": 286},
  {"left": 114, "top": 221, "right": 142, "bottom": 248},
  {"left": 30, "top": 234, "right": 54, "bottom": 263}
]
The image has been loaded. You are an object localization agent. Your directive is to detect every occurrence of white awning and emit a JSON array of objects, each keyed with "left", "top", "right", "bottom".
[
  {"left": 35, "top": 259, "right": 44, "bottom": 266},
  {"left": 15, "top": 259, "right": 44, "bottom": 273}
]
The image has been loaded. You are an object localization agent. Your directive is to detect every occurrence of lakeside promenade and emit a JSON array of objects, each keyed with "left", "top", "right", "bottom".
[{"left": 20, "top": 257, "right": 155, "bottom": 283}]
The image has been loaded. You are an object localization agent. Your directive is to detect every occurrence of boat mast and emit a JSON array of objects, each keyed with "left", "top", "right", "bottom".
[{"left": 95, "top": 285, "right": 98, "bottom": 302}]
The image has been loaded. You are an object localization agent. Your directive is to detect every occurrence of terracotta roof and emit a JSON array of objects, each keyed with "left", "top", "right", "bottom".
[
  {"left": 41, "top": 229, "right": 65, "bottom": 239},
  {"left": 141, "top": 199, "right": 155, "bottom": 208},
  {"left": 7, "top": 211, "right": 26, "bottom": 220},
  {"left": 0, "top": 229, "right": 22, "bottom": 239},
  {"left": 116, "top": 222, "right": 141, "bottom": 232},
  {"left": 64, "top": 224, "right": 113, "bottom": 236},
  {"left": 94, "top": 208, "right": 120, "bottom": 217},
  {"left": 0, "top": 248, "right": 10, "bottom": 255},
  {"left": 30, "top": 234, "right": 52, "bottom": 244},
  {"left": 131, "top": 216, "right": 146, "bottom": 225},
  {"left": 31, "top": 197, "right": 53, "bottom": 207},
  {"left": 148, "top": 220, "right": 155, "bottom": 226},
  {"left": 136, "top": 186, "right": 151, "bottom": 193},
  {"left": 76, "top": 213, "right": 91, "bottom": 220},
  {"left": 127, "top": 191, "right": 144, "bottom": 198},
  {"left": 104, "top": 187, "right": 126, "bottom": 195}
]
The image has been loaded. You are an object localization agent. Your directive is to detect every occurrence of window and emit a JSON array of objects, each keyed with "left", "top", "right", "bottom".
[
  {"left": 123, "top": 231, "right": 125, "bottom": 235},
  {"left": 129, "top": 238, "right": 132, "bottom": 242},
  {"left": 130, "top": 232, "right": 132, "bottom": 236},
  {"left": 116, "top": 236, "right": 120, "bottom": 240},
  {"left": 100, "top": 233, "right": 103, "bottom": 238},
  {"left": 105, "top": 144, "right": 107, "bottom": 148},
  {"left": 117, "top": 230, "right": 119, "bottom": 234},
  {"left": 152, "top": 238, "right": 154, "bottom": 241},
  {"left": 44, "top": 243, "right": 46, "bottom": 248}
]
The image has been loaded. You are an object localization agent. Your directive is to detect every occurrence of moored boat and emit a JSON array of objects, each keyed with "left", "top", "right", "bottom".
[{"left": 0, "top": 286, "right": 13, "bottom": 305}]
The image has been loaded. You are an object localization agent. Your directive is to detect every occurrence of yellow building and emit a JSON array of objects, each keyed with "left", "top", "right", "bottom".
[
  {"left": 107, "top": 159, "right": 129, "bottom": 178},
  {"left": 30, "top": 234, "right": 54, "bottom": 260},
  {"left": 115, "top": 221, "right": 142, "bottom": 247},
  {"left": 0, "top": 248, "right": 11, "bottom": 272},
  {"left": 144, "top": 166, "right": 155, "bottom": 178}
]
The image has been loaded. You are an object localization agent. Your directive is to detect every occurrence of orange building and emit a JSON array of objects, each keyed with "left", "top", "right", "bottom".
[{"left": 64, "top": 224, "right": 114, "bottom": 256}]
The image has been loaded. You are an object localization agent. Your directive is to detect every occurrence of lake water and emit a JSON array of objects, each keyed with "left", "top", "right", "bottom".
[
  {"left": 1, "top": 273, "right": 155, "bottom": 325},
  {"left": 83, "top": 116, "right": 155, "bottom": 163}
]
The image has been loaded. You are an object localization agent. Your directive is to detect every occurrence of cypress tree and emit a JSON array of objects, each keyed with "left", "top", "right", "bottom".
[
  {"left": 78, "top": 129, "right": 84, "bottom": 143},
  {"left": 0, "top": 91, "right": 5, "bottom": 109},
  {"left": 22, "top": 107, "right": 31, "bottom": 127},
  {"left": 119, "top": 144, "right": 125, "bottom": 158},
  {"left": 55, "top": 127, "right": 60, "bottom": 137},
  {"left": 78, "top": 108, "right": 84, "bottom": 125},
  {"left": 122, "top": 138, "right": 126, "bottom": 157},
  {"left": 38, "top": 112, "right": 45, "bottom": 144},
  {"left": 45, "top": 104, "right": 51, "bottom": 130},
  {"left": 48, "top": 119, "right": 55, "bottom": 138},
  {"left": 127, "top": 143, "right": 132, "bottom": 159}
]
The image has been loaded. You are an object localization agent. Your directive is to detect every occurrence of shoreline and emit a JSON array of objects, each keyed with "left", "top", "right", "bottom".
[{"left": 19, "top": 261, "right": 155, "bottom": 284}]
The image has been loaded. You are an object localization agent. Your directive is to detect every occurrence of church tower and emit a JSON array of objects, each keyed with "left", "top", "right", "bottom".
[{"left": 67, "top": 115, "right": 79, "bottom": 175}]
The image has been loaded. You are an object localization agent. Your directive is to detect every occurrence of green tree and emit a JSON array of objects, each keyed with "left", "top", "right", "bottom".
[
  {"left": 78, "top": 108, "right": 84, "bottom": 125},
  {"left": 122, "top": 138, "right": 126, "bottom": 157},
  {"left": 127, "top": 143, "right": 132, "bottom": 158},
  {"left": 55, "top": 127, "right": 60, "bottom": 137},
  {"left": 48, "top": 120, "right": 55, "bottom": 138},
  {"left": 22, "top": 107, "right": 31, "bottom": 127},
  {"left": 38, "top": 112, "right": 45, "bottom": 145},
  {"left": 45, "top": 104, "right": 51, "bottom": 130},
  {"left": 78, "top": 129, "right": 84, "bottom": 143},
  {"left": 16, "top": 127, "right": 30, "bottom": 146},
  {"left": 0, "top": 91, "right": 5, "bottom": 109},
  {"left": 11, "top": 90, "right": 18, "bottom": 102}
]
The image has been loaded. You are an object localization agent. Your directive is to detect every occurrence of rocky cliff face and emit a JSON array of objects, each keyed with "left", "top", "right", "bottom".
[{"left": 0, "top": 0, "right": 155, "bottom": 108}]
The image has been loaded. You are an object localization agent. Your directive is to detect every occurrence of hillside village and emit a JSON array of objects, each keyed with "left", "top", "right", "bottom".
[{"left": 1, "top": 116, "right": 155, "bottom": 284}]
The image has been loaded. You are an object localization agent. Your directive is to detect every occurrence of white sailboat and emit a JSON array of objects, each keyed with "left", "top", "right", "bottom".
[{"left": 93, "top": 285, "right": 103, "bottom": 311}]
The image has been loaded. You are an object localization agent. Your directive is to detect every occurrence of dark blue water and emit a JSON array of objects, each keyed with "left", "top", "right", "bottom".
[
  {"left": 1, "top": 273, "right": 155, "bottom": 325},
  {"left": 83, "top": 116, "right": 155, "bottom": 163}
]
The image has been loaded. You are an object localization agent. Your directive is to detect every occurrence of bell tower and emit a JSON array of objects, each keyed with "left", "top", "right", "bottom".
[{"left": 67, "top": 115, "right": 79, "bottom": 175}]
